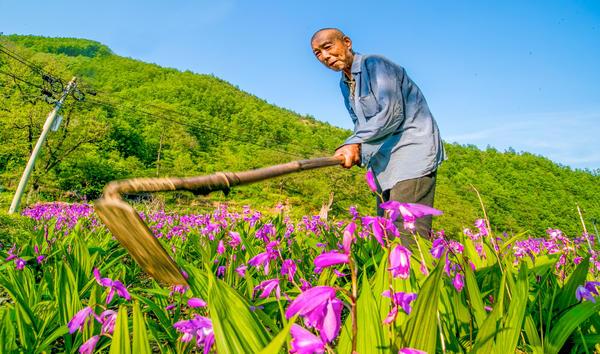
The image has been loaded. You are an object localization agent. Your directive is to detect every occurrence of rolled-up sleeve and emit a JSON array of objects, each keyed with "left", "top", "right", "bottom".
[{"left": 343, "top": 59, "right": 405, "bottom": 145}]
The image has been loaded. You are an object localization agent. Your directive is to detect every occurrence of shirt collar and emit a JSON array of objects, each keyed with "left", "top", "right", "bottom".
[
  {"left": 342, "top": 53, "right": 363, "bottom": 82},
  {"left": 350, "top": 53, "right": 363, "bottom": 74}
]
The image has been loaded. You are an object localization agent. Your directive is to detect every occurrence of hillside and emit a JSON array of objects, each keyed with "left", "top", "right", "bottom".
[{"left": 0, "top": 35, "right": 598, "bottom": 236}]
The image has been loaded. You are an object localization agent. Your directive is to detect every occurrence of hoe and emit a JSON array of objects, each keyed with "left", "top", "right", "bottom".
[{"left": 94, "top": 156, "right": 343, "bottom": 286}]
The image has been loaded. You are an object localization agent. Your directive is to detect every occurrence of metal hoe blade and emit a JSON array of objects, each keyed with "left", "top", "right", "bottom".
[
  {"left": 95, "top": 198, "right": 187, "bottom": 285},
  {"left": 94, "top": 156, "right": 342, "bottom": 286}
]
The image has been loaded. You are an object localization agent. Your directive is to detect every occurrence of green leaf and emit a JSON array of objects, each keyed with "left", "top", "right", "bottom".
[
  {"left": 496, "top": 262, "right": 528, "bottom": 353},
  {"left": 204, "top": 266, "right": 270, "bottom": 353},
  {"left": 471, "top": 270, "right": 507, "bottom": 353},
  {"left": 544, "top": 300, "right": 600, "bottom": 354},
  {"left": 338, "top": 271, "right": 390, "bottom": 353},
  {"left": 257, "top": 316, "right": 296, "bottom": 354},
  {"left": 400, "top": 256, "right": 445, "bottom": 353},
  {"left": 132, "top": 301, "right": 152, "bottom": 354},
  {"left": 523, "top": 315, "right": 543, "bottom": 354},
  {"left": 463, "top": 258, "right": 486, "bottom": 327},
  {"left": 0, "top": 308, "right": 18, "bottom": 353},
  {"left": 555, "top": 257, "right": 590, "bottom": 310},
  {"left": 109, "top": 305, "right": 131, "bottom": 354}
]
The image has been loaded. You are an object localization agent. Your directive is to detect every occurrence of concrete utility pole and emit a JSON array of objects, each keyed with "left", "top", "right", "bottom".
[{"left": 8, "top": 77, "right": 77, "bottom": 214}]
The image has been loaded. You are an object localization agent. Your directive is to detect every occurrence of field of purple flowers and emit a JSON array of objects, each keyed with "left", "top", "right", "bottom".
[{"left": 1, "top": 187, "right": 600, "bottom": 353}]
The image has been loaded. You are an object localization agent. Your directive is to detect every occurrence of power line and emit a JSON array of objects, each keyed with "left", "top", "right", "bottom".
[{"left": 0, "top": 56, "right": 361, "bottom": 187}]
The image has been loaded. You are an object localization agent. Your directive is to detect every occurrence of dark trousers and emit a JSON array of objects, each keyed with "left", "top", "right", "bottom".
[{"left": 377, "top": 171, "right": 437, "bottom": 246}]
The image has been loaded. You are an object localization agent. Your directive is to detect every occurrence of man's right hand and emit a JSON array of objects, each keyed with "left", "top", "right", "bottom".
[{"left": 334, "top": 144, "right": 361, "bottom": 169}]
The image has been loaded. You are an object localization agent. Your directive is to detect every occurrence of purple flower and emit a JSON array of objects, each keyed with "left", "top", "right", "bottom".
[
  {"left": 576, "top": 285, "right": 596, "bottom": 303},
  {"left": 228, "top": 231, "right": 242, "bottom": 248},
  {"left": 15, "top": 258, "right": 26, "bottom": 270},
  {"left": 398, "top": 349, "right": 427, "bottom": 354},
  {"left": 254, "top": 278, "right": 281, "bottom": 299},
  {"left": 286, "top": 286, "right": 342, "bottom": 343},
  {"left": 585, "top": 281, "right": 600, "bottom": 295},
  {"left": 379, "top": 201, "right": 443, "bottom": 225},
  {"left": 290, "top": 324, "right": 325, "bottom": 354},
  {"left": 342, "top": 222, "right": 356, "bottom": 254},
  {"left": 68, "top": 307, "right": 95, "bottom": 334},
  {"left": 248, "top": 244, "right": 279, "bottom": 275},
  {"left": 389, "top": 244, "right": 411, "bottom": 279},
  {"left": 365, "top": 170, "right": 378, "bottom": 192},
  {"left": 474, "top": 219, "right": 488, "bottom": 236},
  {"left": 431, "top": 237, "right": 445, "bottom": 259},
  {"left": 93, "top": 268, "right": 131, "bottom": 303},
  {"left": 5, "top": 244, "right": 17, "bottom": 261},
  {"left": 216, "top": 266, "right": 226, "bottom": 278},
  {"left": 173, "top": 315, "right": 214, "bottom": 353},
  {"left": 217, "top": 240, "right": 225, "bottom": 255},
  {"left": 314, "top": 251, "right": 349, "bottom": 269},
  {"left": 235, "top": 264, "right": 247, "bottom": 277},
  {"left": 383, "top": 290, "right": 417, "bottom": 314},
  {"left": 188, "top": 298, "right": 208, "bottom": 308},
  {"left": 362, "top": 216, "right": 399, "bottom": 246},
  {"left": 281, "top": 259, "right": 297, "bottom": 282},
  {"left": 453, "top": 273, "right": 464, "bottom": 292},
  {"left": 98, "top": 310, "right": 117, "bottom": 334},
  {"left": 79, "top": 335, "right": 100, "bottom": 354}
]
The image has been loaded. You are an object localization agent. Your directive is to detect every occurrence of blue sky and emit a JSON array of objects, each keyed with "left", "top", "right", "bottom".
[{"left": 1, "top": 0, "right": 599, "bottom": 170}]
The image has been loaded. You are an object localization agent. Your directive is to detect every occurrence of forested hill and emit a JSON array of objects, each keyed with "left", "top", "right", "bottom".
[{"left": 0, "top": 35, "right": 598, "bottom": 237}]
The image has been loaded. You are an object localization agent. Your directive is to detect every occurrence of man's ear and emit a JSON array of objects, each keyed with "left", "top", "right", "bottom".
[{"left": 343, "top": 36, "right": 353, "bottom": 51}]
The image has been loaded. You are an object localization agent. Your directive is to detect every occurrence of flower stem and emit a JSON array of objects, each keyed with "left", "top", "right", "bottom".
[{"left": 349, "top": 257, "right": 358, "bottom": 353}]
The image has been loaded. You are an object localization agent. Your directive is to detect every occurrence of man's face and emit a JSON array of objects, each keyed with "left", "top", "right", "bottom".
[{"left": 311, "top": 30, "right": 354, "bottom": 72}]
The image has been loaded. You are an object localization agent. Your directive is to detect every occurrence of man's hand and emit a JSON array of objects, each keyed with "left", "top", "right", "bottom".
[{"left": 334, "top": 144, "right": 361, "bottom": 169}]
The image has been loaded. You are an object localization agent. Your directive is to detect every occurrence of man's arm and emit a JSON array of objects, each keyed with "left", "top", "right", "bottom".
[{"left": 344, "top": 58, "right": 405, "bottom": 145}]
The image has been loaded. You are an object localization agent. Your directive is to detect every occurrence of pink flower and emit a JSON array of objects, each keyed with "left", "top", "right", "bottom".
[
  {"left": 217, "top": 240, "right": 225, "bottom": 255},
  {"left": 254, "top": 279, "right": 281, "bottom": 299},
  {"left": 342, "top": 222, "right": 356, "bottom": 254},
  {"left": 173, "top": 315, "right": 214, "bottom": 352},
  {"left": 188, "top": 298, "right": 208, "bottom": 308},
  {"left": 383, "top": 290, "right": 417, "bottom": 314},
  {"left": 290, "top": 324, "right": 325, "bottom": 354},
  {"left": 474, "top": 219, "right": 488, "bottom": 236},
  {"left": 389, "top": 244, "right": 411, "bottom": 279},
  {"left": 314, "top": 251, "right": 349, "bottom": 269},
  {"left": 281, "top": 259, "right": 297, "bottom": 282},
  {"left": 453, "top": 273, "right": 464, "bottom": 292},
  {"left": 286, "top": 286, "right": 342, "bottom": 343},
  {"left": 362, "top": 216, "right": 399, "bottom": 246},
  {"left": 15, "top": 258, "right": 26, "bottom": 270},
  {"left": 398, "top": 349, "right": 427, "bottom": 354},
  {"left": 365, "top": 170, "right": 378, "bottom": 192},
  {"left": 79, "top": 335, "right": 100, "bottom": 354},
  {"left": 98, "top": 310, "right": 117, "bottom": 334},
  {"left": 68, "top": 307, "right": 95, "bottom": 334},
  {"left": 379, "top": 201, "right": 442, "bottom": 232},
  {"left": 5, "top": 244, "right": 17, "bottom": 261},
  {"left": 228, "top": 231, "right": 242, "bottom": 248},
  {"left": 235, "top": 264, "right": 247, "bottom": 277},
  {"left": 93, "top": 268, "right": 131, "bottom": 303}
]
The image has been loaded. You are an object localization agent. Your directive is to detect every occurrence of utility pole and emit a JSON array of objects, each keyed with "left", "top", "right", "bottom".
[{"left": 8, "top": 77, "right": 77, "bottom": 214}]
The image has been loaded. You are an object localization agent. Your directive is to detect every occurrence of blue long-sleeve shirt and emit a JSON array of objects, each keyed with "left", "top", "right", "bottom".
[{"left": 340, "top": 53, "right": 445, "bottom": 191}]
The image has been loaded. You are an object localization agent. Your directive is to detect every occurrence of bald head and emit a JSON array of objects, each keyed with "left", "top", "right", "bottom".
[
  {"left": 311, "top": 28, "right": 346, "bottom": 44},
  {"left": 310, "top": 28, "right": 354, "bottom": 74}
]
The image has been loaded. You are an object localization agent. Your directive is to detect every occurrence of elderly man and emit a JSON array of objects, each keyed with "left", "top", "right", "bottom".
[{"left": 311, "top": 28, "right": 445, "bottom": 239}]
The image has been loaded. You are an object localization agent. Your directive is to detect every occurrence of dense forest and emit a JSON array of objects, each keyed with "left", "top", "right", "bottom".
[{"left": 0, "top": 34, "right": 598, "bottom": 236}]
